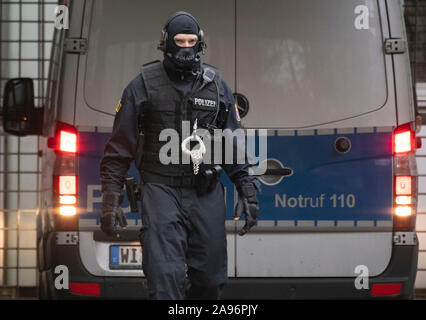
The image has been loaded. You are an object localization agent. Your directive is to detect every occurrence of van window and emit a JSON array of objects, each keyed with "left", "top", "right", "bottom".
[
  {"left": 82, "top": 0, "right": 235, "bottom": 119},
  {"left": 236, "top": 0, "right": 389, "bottom": 128},
  {"left": 83, "top": 0, "right": 388, "bottom": 129}
]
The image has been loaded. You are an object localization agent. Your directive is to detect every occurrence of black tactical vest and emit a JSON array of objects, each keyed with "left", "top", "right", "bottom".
[{"left": 139, "top": 60, "right": 226, "bottom": 177}]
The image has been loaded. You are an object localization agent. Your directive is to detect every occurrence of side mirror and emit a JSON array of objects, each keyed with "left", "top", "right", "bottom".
[{"left": 2, "top": 78, "right": 43, "bottom": 136}]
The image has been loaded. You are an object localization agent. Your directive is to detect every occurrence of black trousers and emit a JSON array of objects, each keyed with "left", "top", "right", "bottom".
[{"left": 138, "top": 181, "right": 228, "bottom": 300}]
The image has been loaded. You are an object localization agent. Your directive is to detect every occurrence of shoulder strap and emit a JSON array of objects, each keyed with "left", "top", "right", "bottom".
[
  {"left": 136, "top": 60, "right": 165, "bottom": 170},
  {"left": 204, "top": 66, "right": 231, "bottom": 129},
  {"left": 140, "top": 60, "right": 169, "bottom": 101},
  {"left": 199, "top": 64, "right": 229, "bottom": 129}
]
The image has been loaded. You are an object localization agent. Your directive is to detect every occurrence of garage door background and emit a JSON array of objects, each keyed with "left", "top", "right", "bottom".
[{"left": 0, "top": 0, "right": 58, "bottom": 298}]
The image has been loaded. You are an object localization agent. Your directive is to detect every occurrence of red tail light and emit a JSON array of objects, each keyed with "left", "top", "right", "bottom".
[
  {"left": 59, "top": 175, "right": 77, "bottom": 195},
  {"left": 48, "top": 122, "right": 78, "bottom": 154},
  {"left": 395, "top": 176, "right": 412, "bottom": 196},
  {"left": 393, "top": 123, "right": 417, "bottom": 231},
  {"left": 49, "top": 122, "right": 79, "bottom": 229},
  {"left": 371, "top": 283, "right": 402, "bottom": 296},
  {"left": 393, "top": 124, "right": 414, "bottom": 154},
  {"left": 69, "top": 282, "right": 100, "bottom": 296},
  {"left": 59, "top": 130, "right": 77, "bottom": 153}
]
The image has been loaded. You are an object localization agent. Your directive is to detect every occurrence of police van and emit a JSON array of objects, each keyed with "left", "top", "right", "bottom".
[{"left": 2, "top": 0, "right": 420, "bottom": 299}]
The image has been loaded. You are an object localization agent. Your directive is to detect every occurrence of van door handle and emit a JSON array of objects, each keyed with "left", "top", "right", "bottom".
[{"left": 262, "top": 168, "right": 293, "bottom": 176}]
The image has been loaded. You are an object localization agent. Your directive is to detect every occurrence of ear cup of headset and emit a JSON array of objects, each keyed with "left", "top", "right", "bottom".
[
  {"left": 198, "top": 29, "right": 206, "bottom": 53},
  {"left": 199, "top": 29, "right": 204, "bottom": 43},
  {"left": 157, "top": 30, "right": 166, "bottom": 52}
]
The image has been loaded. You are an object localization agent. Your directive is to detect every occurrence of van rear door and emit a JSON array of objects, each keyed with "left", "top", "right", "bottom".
[
  {"left": 75, "top": 0, "right": 237, "bottom": 277},
  {"left": 235, "top": 0, "right": 396, "bottom": 277},
  {"left": 75, "top": 0, "right": 396, "bottom": 279}
]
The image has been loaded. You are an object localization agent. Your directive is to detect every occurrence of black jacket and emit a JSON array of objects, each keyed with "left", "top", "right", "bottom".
[{"left": 100, "top": 61, "right": 256, "bottom": 193}]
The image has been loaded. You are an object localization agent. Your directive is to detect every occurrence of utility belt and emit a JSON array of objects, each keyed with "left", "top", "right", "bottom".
[
  {"left": 123, "top": 166, "right": 223, "bottom": 213},
  {"left": 141, "top": 165, "right": 223, "bottom": 194},
  {"left": 141, "top": 171, "right": 198, "bottom": 187}
]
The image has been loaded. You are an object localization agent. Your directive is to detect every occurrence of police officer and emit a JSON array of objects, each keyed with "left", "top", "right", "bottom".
[{"left": 100, "top": 11, "right": 260, "bottom": 300}]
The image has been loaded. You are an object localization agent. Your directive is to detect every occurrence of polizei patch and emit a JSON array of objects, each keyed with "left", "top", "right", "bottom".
[{"left": 194, "top": 97, "right": 216, "bottom": 108}]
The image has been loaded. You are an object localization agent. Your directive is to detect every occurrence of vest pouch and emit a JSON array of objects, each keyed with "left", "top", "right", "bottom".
[{"left": 195, "top": 165, "right": 222, "bottom": 196}]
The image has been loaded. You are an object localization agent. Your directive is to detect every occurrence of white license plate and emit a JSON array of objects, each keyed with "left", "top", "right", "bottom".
[{"left": 109, "top": 245, "right": 142, "bottom": 269}]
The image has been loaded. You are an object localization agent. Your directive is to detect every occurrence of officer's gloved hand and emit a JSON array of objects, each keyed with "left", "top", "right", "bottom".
[
  {"left": 234, "top": 179, "right": 261, "bottom": 236},
  {"left": 101, "top": 192, "right": 127, "bottom": 238}
]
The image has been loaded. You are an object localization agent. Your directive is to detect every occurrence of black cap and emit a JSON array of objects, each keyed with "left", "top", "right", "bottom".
[{"left": 166, "top": 13, "right": 200, "bottom": 42}]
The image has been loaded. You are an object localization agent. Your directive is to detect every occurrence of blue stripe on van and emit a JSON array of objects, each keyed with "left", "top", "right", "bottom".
[
  {"left": 78, "top": 127, "right": 393, "bottom": 228},
  {"left": 251, "top": 127, "right": 393, "bottom": 224}
]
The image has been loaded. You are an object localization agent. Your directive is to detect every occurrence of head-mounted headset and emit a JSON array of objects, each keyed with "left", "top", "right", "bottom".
[{"left": 157, "top": 11, "right": 206, "bottom": 54}]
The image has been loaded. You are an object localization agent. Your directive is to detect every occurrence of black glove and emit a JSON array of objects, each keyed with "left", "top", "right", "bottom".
[
  {"left": 101, "top": 192, "right": 127, "bottom": 238},
  {"left": 234, "top": 179, "right": 261, "bottom": 236}
]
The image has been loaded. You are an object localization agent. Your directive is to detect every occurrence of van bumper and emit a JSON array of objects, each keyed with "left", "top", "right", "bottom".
[
  {"left": 44, "top": 241, "right": 418, "bottom": 300},
  {"left": 222, "top": 244, "right": 419, "bottom": 300}
]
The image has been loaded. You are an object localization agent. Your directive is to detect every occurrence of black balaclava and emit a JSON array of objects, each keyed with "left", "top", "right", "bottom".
[{"left": 163, "top": 13, "right": 202, "bottom": 78}]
